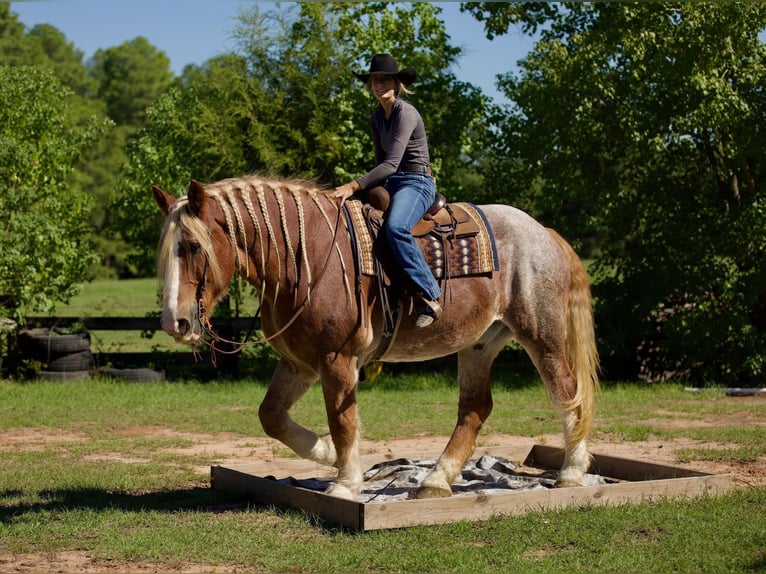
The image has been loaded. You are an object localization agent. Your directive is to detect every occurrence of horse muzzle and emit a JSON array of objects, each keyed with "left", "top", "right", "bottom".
[{"left": 161, "top": 313, "right": 201, "bottom": 343}]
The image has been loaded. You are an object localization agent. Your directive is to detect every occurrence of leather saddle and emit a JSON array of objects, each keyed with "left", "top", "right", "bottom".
[
  {"left": 343, "top": 186, "right": 498, "bottom": 358},
  {"left": 360, "top": 186, "right": 481, "bottom": 238}
]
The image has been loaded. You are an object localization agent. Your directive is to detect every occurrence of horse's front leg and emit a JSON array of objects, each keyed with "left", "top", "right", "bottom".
[
  {"left": 417, "top": 335, "right": 505, "bottom": 498},
  {"left": 318, "top": 353, "right": 363, "bottom": 500},
  {"left": 258, "top": 358, "right": 337, "bottom": 466}
]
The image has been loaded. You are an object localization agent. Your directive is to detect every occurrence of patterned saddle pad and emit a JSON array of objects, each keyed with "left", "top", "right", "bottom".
[{"left": 344, "top": 200, "right": 499, "bottom": 280}]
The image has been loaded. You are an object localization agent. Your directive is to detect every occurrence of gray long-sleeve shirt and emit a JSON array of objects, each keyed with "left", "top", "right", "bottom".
[{"left": 355, "top": 98, "right": 431, "bottom": 190}]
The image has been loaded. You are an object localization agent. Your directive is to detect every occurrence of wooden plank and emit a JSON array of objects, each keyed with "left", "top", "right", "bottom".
[
  {"left": 95, "top": 351, "right": 199, "bottom": 367},
  {"left": 25, "top": 316, "right": 256, "bottom": 332},
  {"left": 211, "top": 445, "right": 737, "bottom": 531},
  {"left": 359, "top": 473, "right": 734, "bottom": 531},
  {"left": 524, "top": 444, "right": 708, "bottom": 481},
  {"left": 211, "top": 465, "right": 363, "bottom": 530}
]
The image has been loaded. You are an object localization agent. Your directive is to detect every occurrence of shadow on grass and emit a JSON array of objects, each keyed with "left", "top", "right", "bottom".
[
  {"left": 0, "top": 486, "right": 355, "bottom": 533},
  {"left": 363, "top": 349, "right": 540, "bottom": 391},
  {"left": 0, "top": 486, "right": 244, "bottom": 519}
]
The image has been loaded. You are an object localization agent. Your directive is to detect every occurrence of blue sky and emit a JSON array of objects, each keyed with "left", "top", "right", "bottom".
[{"left": 10, "top": 1, "right": 534, "bottom": 104}]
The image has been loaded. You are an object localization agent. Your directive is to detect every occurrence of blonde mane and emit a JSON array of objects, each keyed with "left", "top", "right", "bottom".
[{"left": 157, "top": 175, "right": 351, "bottom": 305}]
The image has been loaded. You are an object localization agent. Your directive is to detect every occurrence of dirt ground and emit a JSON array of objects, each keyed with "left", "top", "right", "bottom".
[{"left": 2, "top": 394, "right": 764, "bottom": 573}]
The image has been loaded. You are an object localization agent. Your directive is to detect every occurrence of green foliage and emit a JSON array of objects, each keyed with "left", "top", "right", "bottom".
[
  {"left": 85, "top": 37, "right": 174, "bottom": 277},
  {"left": 0, "top": 66, "right": 111, "bottom": 320},
  {"left": 115, "top": 2, "right": 491, "bottom": 276},
  {"left": 0, "top": 3, "right": 47, "bottom": 66},
  {"left": 114, "top": 86, "right": 229, "bottom": 275},
  {"left": 89, "top": 36, "right": 173, "bottom": 128},
  {"left": 1, "top": 5, "right": 155, "bottom": 280},
  {"left": 473, "top": 3, "right": 766, "bottom": 384},
  {"left": 27, "top": 22, "right": 97, "bottom": 97}
]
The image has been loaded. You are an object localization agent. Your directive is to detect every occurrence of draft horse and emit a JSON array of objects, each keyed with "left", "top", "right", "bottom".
[{"left": 153, "top": 175, "right": 599, "bottom": 500}]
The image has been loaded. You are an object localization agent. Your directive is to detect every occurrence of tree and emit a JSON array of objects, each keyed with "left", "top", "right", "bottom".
[
  {"left": 0, "top": 66, "right": 111, "bottom": 320},
  {"left": 0, "top": 3, "right": 46, "bottom": 67},
  {"left": 466, "top": 2, "right": 766, "bottom": 383},
  {"left": 85, "top": 37, "right": 174, "bottom": 276},
  {"left": 0, "top": 8, "right": 98, "bottom": 109},
  {"left": 27, "top": 23, "right": 97, "bottom": 97},
  {"left": 89, "top": 37, "right": 173, "bottom": 129}
]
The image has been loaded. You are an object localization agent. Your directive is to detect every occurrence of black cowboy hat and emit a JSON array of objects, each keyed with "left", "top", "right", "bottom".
[{"left": 353, "top": 53, "right": 417, "bottom": 86}]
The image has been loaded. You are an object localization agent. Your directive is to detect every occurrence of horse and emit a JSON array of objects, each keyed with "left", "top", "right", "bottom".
[{"left": 152, "top": 175, "right": 599, "bottom": 500}]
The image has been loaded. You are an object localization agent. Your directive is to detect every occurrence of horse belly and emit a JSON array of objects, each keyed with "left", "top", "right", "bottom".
[
  {"left": 382, "top": 299, "right": 501, "bottom": 362},
  {"left": 382, "top": 334, "right": 480, "bottom": 362}
]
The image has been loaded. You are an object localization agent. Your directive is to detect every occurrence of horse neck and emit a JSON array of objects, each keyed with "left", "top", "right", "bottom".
[{"left": 213, "top": 179, "right": 345, "bottom": 305}]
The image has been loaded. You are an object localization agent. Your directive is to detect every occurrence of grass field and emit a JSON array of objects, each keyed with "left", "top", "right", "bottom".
[
  {"left": 2, "top": 280, "right": 764, "bottom": 572},
  {"left": 0, "top": 378, "right": 764, "bottom": 573},
  {"left": 58, "top": 277, "right": 163, "bottom": 318}
]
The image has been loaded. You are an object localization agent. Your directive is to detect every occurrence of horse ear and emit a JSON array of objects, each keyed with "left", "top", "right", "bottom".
[
  {"left": 187, "top": 180, "right": 206, "bottom": 217},
  {"left": 152, "top": 185, "right": 175, "bottom": 216}
]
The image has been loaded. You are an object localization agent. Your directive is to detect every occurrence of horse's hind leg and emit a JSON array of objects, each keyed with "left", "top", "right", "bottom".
[
  {"left": 258, "top": 358, "right": 337, "bottom": 466},
  {"left": 524, "top": 341, "right": 591, "bottom": 488},
  {"left": 417, "top": 325, "right": 510, "bottom": 499},
  {"left": 536, "top": 227, "right": 598, "bottom": 487}
]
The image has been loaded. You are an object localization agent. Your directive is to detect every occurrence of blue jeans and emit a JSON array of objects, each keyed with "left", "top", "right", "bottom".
[{"left": 383, "top": 172, "right": 441, "bottom": 301}]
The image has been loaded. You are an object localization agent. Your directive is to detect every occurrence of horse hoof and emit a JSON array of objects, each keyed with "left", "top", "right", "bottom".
[
  {"left": 326, "top": 483, "right": 357, "bottom": 500},
  {"left": 415, "top": 485, "right": 452, "bottom": 499},
  {"left": 555, "top": 468, "right": 587, "bottom": 488},
  {"left": 554, "top": 479, "right": 583, "bottom": 489}
]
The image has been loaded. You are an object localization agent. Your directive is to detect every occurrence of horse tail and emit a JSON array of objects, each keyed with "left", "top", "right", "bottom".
[{"left": 547, "top": 228, "right": 600, "bottom": 448}]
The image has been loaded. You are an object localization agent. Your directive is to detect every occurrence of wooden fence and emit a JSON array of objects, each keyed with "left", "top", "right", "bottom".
[{"left": 24, "top": 316, "right": 258, "bottom": 373}]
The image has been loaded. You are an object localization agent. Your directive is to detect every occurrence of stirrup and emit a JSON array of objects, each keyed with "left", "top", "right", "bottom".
[{"left": 415, "top": 298, "right": 442, "bottom": 328}]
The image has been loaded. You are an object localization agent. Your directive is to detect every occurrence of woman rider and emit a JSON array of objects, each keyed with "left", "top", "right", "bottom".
[{"left": 330, "top": 54, "right": 442, "bottom": 328}]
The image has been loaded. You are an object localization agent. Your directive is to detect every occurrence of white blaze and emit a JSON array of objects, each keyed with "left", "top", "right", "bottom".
[{"left": 161, "top": 228, "right": 181, "bottom": 334}]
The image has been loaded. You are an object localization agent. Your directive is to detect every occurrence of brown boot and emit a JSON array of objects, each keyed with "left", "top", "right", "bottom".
[{"left": 415, "top": 297, "right": 442, "bottom": 328}]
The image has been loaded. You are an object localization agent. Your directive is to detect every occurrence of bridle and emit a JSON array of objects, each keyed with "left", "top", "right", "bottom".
[{"left": 187, "top": 197, "right": 347, "bottom": 362}]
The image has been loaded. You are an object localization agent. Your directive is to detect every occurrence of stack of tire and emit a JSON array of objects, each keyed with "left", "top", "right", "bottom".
[{"left": 17, "top": 327, "right": 93, "bottom": 381}]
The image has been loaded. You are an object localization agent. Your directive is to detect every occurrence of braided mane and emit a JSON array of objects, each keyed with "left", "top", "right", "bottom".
[{"left": 157, "top": 175, "right": 351, "bottom": 306}]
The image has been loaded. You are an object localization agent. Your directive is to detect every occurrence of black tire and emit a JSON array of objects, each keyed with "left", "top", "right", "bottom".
[
  {"left": 46, "top": 350, "right": 94, "bottom": 372},
  {"left": 18, "top": 328, "right": 91, "bottom": 357},
  {"left": 36, "top": 370, "right": 91, "bottom": 382},
  {"left": 103, "top": 368, "right": 165, "bottom": 383}
]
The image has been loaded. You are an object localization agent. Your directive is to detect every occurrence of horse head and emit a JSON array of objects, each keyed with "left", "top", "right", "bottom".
[{"left": 153, "top": 180, "right": 236, "bottom": 343}]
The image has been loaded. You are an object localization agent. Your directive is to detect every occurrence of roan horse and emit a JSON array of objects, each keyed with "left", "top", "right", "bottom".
[{"left": 152, "top": 175, "right": 599, "bottom": 500}]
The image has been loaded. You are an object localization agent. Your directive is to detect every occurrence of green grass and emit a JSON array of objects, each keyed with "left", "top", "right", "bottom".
[
  {"left": 0, "top": 379, "right": 764, "bottom": 573},
  {"left": 2, "top": 490, "right": 762, "bottom": 573},
  {"left": 57, "top": 277, "right": 163, "bottom": 318},
  {"left": 4, "top": 280, "right": 765, "bottom": 571}
]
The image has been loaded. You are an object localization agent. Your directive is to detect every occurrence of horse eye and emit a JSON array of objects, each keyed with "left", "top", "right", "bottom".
[{"left": 179, "top": 241, "right": 201, "bottom": 257}]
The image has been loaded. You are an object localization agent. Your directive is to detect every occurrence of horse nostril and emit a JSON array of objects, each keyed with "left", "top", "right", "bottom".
[{"left": 177, "top": 318, "right": 191, "bottom": 336}]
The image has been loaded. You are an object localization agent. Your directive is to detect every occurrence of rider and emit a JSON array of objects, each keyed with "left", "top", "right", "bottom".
[{"left": 330, "top": 54, "right": 442, "bottom": 328}]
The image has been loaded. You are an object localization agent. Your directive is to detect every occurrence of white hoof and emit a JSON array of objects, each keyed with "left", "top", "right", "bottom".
[
  {"left": 556, "top": 467, "right": 587, "bottom": 488},
  {"left": 325, "top": 482, "right": 357, "bottom": 500}
]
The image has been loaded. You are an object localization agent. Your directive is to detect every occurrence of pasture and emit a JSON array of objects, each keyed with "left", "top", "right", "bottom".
[{"left": 1, "top": 279, "right": 764, "bottom": 572}]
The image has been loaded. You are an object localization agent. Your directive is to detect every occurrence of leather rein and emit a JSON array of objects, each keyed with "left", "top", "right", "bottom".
[{"left": 189, "top": 197, "right": 346, "bottom": 360}]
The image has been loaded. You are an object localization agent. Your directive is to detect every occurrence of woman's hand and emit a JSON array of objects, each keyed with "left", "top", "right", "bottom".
[{"left": 328, "top": 181, "right": 360, "bottom": 201}]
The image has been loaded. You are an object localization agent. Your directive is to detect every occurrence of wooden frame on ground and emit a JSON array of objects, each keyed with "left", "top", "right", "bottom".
[{"left": 211, "top": 444, "right": 736, "bottom": 531}]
